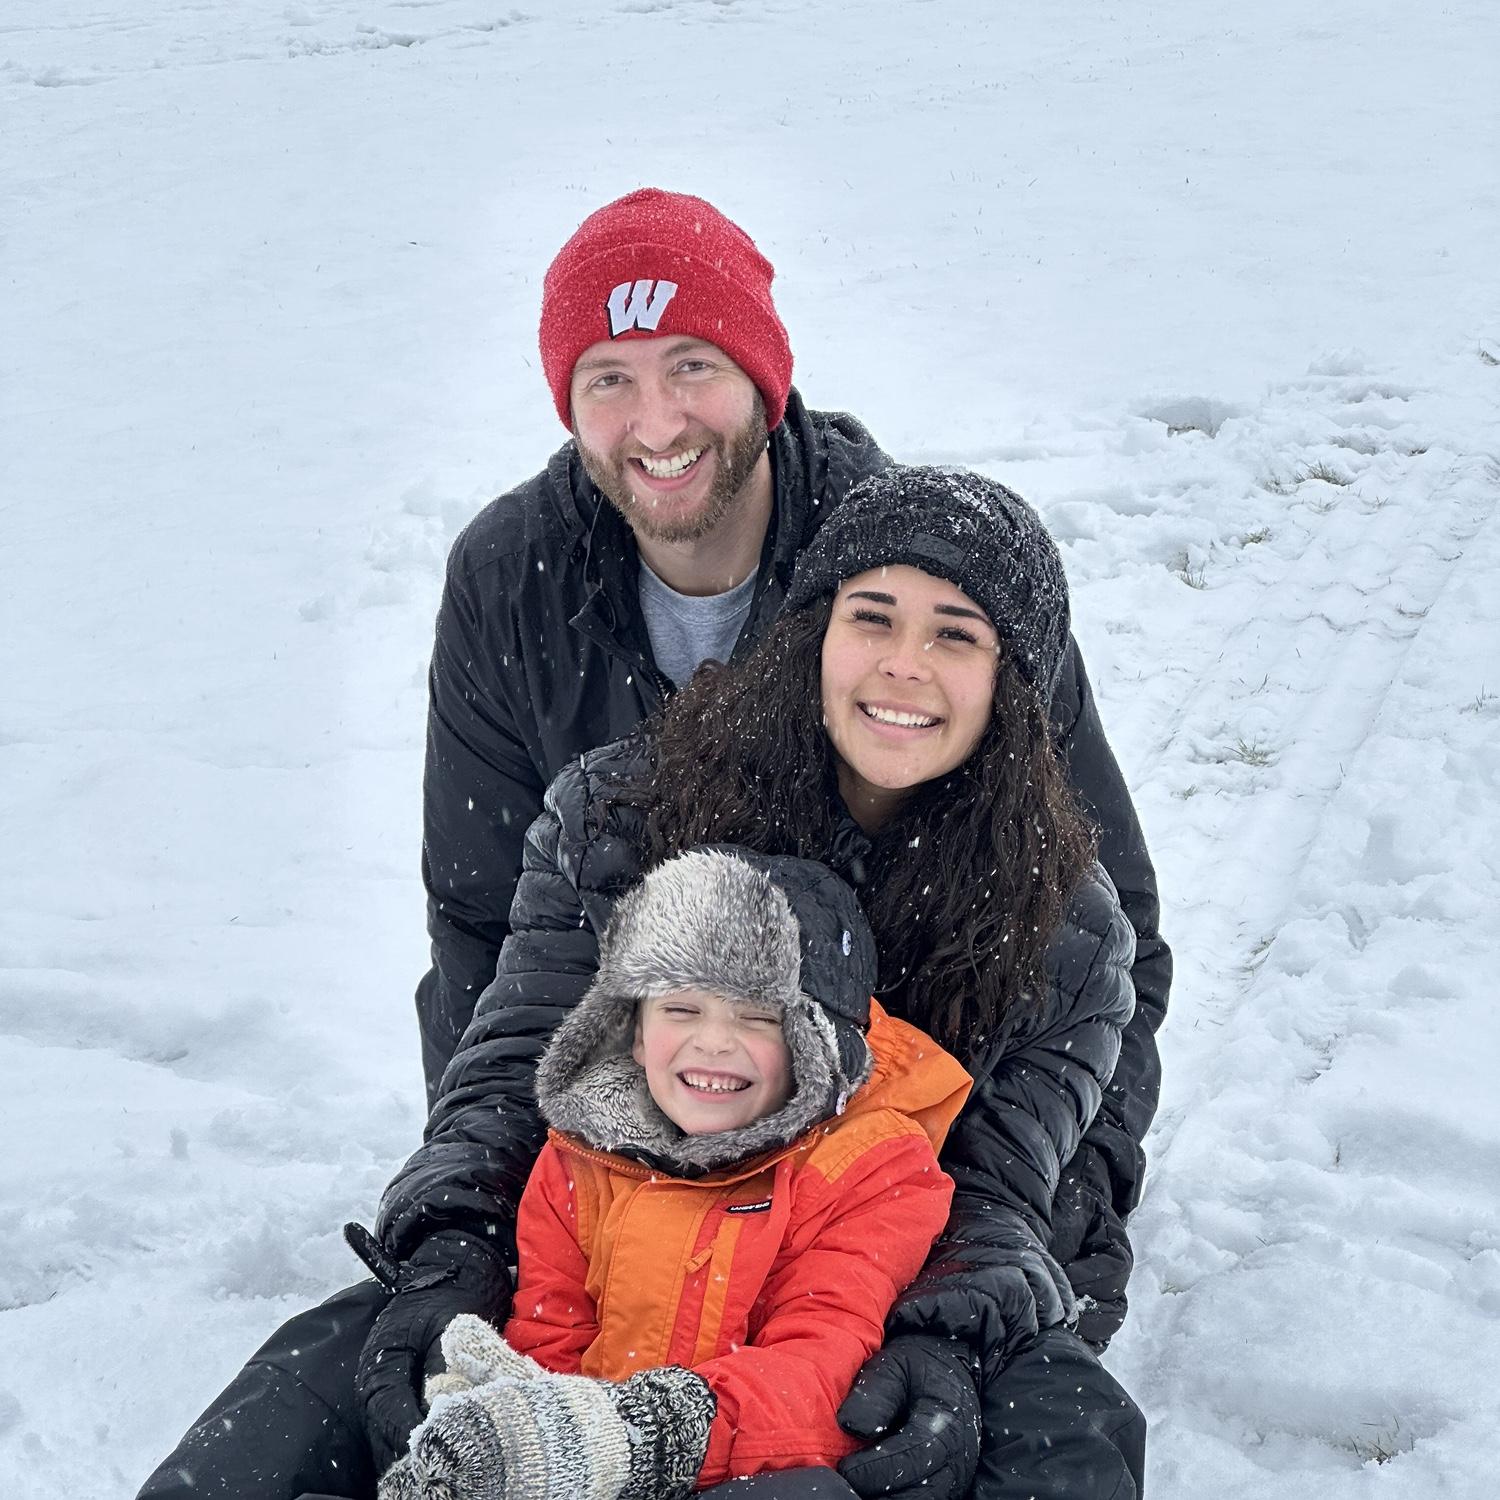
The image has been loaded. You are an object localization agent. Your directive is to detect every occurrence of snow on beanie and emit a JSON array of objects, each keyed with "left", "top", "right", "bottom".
[
  {"left": 539, "top": 188, "right": 793, "bottom": 431},
  {"left": 785, "top": 464, "right": 1073, "bottom": 704}
]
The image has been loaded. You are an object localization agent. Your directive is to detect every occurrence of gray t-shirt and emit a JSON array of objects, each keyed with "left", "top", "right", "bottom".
[{"left": 638, "top": 560, "right": 757, "bottom": 690}]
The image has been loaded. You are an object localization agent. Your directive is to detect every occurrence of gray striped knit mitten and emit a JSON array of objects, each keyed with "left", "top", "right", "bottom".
[{"left": 378, "top": 1315, "right": 716, "bottom": 1500}]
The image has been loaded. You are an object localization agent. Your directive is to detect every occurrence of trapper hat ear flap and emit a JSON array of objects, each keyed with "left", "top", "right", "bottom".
[{"left": 831, "top": 1013, "right": 873, "bottom": 1091}]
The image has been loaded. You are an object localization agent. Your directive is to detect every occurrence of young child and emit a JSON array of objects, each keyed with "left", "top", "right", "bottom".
[{"left": 381, "top": 847, "right": 972, "bottom": 1500}]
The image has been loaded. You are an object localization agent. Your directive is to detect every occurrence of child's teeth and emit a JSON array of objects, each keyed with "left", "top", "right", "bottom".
[{"left": 683, "top": 1073, "right": 747, "bottom": 1092}]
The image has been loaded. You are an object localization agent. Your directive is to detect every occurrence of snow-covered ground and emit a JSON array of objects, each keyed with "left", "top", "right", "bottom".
[{"left": 3, "top": 2, "right": 1497, "bottom": 1496}]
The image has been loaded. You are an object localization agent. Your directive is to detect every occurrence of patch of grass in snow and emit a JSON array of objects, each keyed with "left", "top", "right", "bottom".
[
  {"left": 1346, "top": 1419, "right": 1409, "bottom": 1465},
  {"left": 1299, "top": 460, "right": 1353, "bottom": 486},
  {"left": 1307, "top": 492, "right": 1341, "bottom": 514},
  {"left": 1171, "top": 550, "right": 1208, "bottom": 588},
  {"left": 1237, "top": 526, "right": 1272, "bottom": 545},
  {"left": 1173, "top": 783, "right": 1200, "bottom": 800},
  {"left": 1244, "top": 932, "right": 1277, "bottom": 973},
  {"left": 1462, "top": 687, "right": 1497, "bottom": 715},
  {"left": 1261, "top": 474, "right": 1297, "bottom": 496},
  {"left": 1297, "top": 1034, "right": 1337, "bottom": 1083},
  {"left": 1477, "top": 343, "right": 1499, "bottom": 366},
  {"left": 1226, "top": 736, "right": 1275, "bottom": 767}
]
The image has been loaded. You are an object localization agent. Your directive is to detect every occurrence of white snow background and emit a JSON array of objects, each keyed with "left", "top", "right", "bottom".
[{"left": 3, "top": 1, "right": 1498, "bottom": 1495}]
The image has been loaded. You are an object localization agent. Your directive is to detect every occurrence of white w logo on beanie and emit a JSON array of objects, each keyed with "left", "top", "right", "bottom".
[{"left": 606, "top": 278, "right": 679, "bottom": 337}]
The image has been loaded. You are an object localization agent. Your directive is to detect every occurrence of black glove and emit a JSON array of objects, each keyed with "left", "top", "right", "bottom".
[
  {"left": 346, "top": 1223, "right": 514, "bottom": 1472},
  {"left": 837, "top": 1335, "right": 981, "bottom": 1500},
  {"left": 977, "top": 1246, "right": 1075, "bottom": 1357},
  {"left": 891, "top": 1214, "right": 1077, "bottom": 1376}
]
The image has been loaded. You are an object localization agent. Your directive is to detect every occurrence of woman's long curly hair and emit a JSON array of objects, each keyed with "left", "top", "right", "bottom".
[{"left": 631, "top": 594, "right": 1099, "bottom": 1057}]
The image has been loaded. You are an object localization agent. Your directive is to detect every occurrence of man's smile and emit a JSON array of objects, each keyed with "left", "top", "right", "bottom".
[{"left": 634, "top": 447, "right": 706, "bottom": 480}]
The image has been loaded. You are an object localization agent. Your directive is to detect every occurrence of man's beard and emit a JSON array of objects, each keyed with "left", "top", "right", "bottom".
[{"left": 575, "top": 392, "right": 768, "bottom": 546}]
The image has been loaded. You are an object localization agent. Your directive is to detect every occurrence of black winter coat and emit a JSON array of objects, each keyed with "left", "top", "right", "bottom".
[
  {"left": 400, "top": 389, "right": 1171, "bottom": 1344},
  {"left": 394, "top": 736, "right": 1136, "bottom": 1379}
]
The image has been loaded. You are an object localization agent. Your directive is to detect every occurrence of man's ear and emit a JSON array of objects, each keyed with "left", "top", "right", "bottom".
[{"left": 631, "top": 1003, "right": 646, "bottom": 1065}]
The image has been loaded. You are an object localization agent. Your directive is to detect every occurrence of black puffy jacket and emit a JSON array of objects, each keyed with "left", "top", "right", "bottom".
[
  {"left": 385, "top": 733, "right": 1138, "bottom": 1361},
  {"left": 401, "top": 390, "right": 1170, "bottom": 1344}
]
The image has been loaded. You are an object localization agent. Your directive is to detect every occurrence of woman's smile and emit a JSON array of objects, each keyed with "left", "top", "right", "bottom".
[{"left": 856, "top": 700, "right": 946, "bottom": 732}]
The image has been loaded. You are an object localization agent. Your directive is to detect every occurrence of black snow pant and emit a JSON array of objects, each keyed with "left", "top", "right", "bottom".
[{"left": 135, "top": 1281, "right": 1145, "bottom": 1500}]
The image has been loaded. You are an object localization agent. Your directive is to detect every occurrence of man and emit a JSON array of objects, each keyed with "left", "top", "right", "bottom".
[
  {"left": 414, "top": 188, "right": 872, "bottom": 1092},
  {"left": 137, "top": 190, "right": 1167, "bottom": 1500}
]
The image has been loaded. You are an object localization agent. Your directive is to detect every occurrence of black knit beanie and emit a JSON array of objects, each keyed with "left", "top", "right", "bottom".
[{"left": 785, "top": 464, "right": 1071, "bottom": 702}]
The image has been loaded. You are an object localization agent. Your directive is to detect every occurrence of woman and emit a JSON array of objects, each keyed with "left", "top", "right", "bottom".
[{"left": 139, "top": 465, "right": 1144, "bottom": 1500}]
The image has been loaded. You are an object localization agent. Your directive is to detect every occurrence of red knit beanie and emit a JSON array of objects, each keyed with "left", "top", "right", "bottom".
[{"left": 539, "top": 189, "right": 793, "bottom": 431}]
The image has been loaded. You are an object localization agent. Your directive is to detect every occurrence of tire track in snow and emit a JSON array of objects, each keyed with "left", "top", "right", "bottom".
[
  {"left": 1142, "top": 441, "right": 1485, "bottom": 1156},
  {"left": 1110, "top": 387, "right": 1500, "bottom": 1492}
]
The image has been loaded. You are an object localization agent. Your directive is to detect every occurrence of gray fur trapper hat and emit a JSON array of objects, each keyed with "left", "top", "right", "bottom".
[
  {"left": 535, "top": 848, "right": 878, "bottom": 1175},
  {"left": 785, "top": 462, "right": 1072, "bottom": 703}
]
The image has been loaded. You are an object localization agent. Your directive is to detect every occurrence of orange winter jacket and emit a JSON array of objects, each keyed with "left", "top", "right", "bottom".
[{"left": 502, "top": 1001, "right": 971, "bottom": 1486}]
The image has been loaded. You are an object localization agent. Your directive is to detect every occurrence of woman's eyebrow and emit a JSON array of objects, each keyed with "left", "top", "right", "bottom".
[
  {"left": 847, "top": 589, "right": 992, "bottom": 628},
  {"left": 933, "top": 603, "right": 993, "bottom": 625}
]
